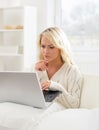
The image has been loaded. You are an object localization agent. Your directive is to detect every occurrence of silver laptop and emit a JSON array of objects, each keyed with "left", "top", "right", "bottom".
[{"left": 0, "top": 72, "right": 61, "bottom": 109}]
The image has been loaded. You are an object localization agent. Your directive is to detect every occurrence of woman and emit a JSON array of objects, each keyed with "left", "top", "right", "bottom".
[
  {"left": 23, "top": 27, "right": 83, "bottom": 130},
  {"left": 35, "top": 26, "right": 83, "bottom": 109}
]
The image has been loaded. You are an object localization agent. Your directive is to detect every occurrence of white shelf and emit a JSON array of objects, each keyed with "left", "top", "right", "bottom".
[
  {"left": 0, "top": 54, "right": 22, "bottom": 56},
  {"left": 0, "top": 6, "right": 37, "bottom": 71},
  {"left": 0, "top": 29, "right": 23, "bottom": 32},
  {"left": 0, "top": 6, "right": 30, "bottom": 9}
]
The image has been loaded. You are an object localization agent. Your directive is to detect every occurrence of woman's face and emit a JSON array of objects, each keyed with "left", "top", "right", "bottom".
[{"left": 40, "top": 36, "right": 61, "bottom": 62}]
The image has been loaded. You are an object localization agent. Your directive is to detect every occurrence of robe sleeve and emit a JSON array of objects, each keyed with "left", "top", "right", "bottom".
[{"left": 49, "top": 67, "right": 83, "bottom": 108}]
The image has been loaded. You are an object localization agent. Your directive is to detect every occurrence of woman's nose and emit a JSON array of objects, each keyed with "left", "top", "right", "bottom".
[{"left": 44, "top": 47, "right": 49, "bottom": 53}]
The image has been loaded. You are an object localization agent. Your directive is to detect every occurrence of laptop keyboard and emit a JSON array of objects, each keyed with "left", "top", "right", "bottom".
[{"left": 43, "top": 90, "right": 62, "bottom": 102}]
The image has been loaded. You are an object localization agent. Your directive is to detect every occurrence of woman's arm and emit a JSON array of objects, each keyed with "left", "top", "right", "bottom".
[{"left": 49, "top": 67, "right": 83, "bottom": 108}]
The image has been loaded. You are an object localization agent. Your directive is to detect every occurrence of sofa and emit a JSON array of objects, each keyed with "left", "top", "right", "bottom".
[{"left": 0, "top": 74, "right": 99, "bottom": 130}]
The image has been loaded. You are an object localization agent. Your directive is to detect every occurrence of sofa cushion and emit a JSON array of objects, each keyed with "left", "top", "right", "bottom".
[{"left": 80, "top": 74, "right": 99, "bottom": 108}]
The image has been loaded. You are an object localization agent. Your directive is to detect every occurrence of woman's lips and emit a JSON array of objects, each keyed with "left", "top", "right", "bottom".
[{"left": 44, "top": 55, "right": 49, "bottom": 59}]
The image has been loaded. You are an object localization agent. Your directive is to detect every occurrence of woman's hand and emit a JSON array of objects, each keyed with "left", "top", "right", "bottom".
[
  {"left": 41, "top": 80, "right": 51, "bottom": 90},
  {"left": 35, "top": 60, "right": 48, "bottom": 71}
]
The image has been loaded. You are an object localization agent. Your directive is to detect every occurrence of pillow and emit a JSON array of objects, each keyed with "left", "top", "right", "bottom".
[
  {"left": 0, "top": 102, "right": 43, "bottom": 129},
  {"left": 37, "top": 108, "right": 99, "bottom": 130},
  {"left": 80, "top": 74, "right": 99, "bottom": 108}
]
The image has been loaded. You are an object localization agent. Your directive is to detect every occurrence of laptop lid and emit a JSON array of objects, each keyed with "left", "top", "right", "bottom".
[{"left": 0, "top": 71, "right": 48, "bottom": 109}]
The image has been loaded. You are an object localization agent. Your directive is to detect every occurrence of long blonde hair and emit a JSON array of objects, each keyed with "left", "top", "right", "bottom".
[{"left": 37, "top": 27, "right": 74, "bottom": 64}]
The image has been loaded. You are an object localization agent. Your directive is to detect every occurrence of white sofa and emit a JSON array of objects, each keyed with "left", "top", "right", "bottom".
[{"left": 0, "top": 74, "right": 99, "bottom": 130}]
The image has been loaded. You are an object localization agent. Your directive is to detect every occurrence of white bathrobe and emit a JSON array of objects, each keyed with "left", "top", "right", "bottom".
[{"left": 36, "top": 62, "right": 83, "bottom": 108}]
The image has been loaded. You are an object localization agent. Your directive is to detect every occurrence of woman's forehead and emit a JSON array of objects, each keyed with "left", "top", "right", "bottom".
[{"left": 41, "top": 35, "right": 53, "bottom": 44}]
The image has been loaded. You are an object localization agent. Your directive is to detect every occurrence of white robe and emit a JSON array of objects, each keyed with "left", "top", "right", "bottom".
[{"left": 36, "top": 63, "right": 83, "bottom": 108}]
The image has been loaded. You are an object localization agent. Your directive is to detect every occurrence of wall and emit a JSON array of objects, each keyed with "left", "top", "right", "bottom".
[{"left": 74, "top": 52, "right": 99, "bottom": 74}]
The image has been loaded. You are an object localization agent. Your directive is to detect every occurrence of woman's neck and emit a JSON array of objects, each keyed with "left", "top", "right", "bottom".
[
  {"left": 46, "top": 58, "right": 64, "bottom": 79},
  {"left": 48, "top": 57, "right": 63, "bottom": 67}
]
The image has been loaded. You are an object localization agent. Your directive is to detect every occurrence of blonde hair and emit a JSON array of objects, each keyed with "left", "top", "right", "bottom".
[{"left": 37, "top": 27, "right": 74, "bottom": 64}]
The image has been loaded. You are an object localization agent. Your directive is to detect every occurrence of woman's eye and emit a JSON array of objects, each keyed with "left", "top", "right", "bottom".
[
  {"left": 49, "top": 46, "right": 55, "bottom": 49},
  {"left": 49, "top": 45, "right": 55, "bottom": 49},
  {"left": 41, "top": 45, "right": 45, "bottom": 48}
]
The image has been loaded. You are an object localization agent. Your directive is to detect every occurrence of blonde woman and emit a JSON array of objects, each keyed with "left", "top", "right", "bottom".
[
  {"left": 35, "top": 27, "right": 83, "bottom": 109},
  {"left": 26, "top": 27, "right": 83, "bottom": 130}
]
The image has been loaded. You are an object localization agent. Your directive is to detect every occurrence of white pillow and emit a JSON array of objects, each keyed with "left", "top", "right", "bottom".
[
  {"left": 0, "top": 102, "right": 43, "bottom": 129},
  {"left": 37, "top": 108, "right": 99, "bottom": 130}
]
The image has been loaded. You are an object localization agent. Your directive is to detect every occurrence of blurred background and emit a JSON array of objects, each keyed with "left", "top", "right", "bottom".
[{"left": 0, "top": 0, "right": 99, "bottom": 74}]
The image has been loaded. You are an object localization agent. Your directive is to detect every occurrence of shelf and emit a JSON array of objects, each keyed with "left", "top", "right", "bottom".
[
  {"left": 0, "top": 54, "right": 22, "bottom": 56},
  {"left": 0, "top": 55, "right": 24, "bottom": 71},
  {"left": 0, "top": 29, "right": 23, "bottom": 32},
  {"left": 0, "top": 6, "right": 37, "bottom": 71},
  {"left": 0, "top": 6, "right": 30, "bottom": 10}
]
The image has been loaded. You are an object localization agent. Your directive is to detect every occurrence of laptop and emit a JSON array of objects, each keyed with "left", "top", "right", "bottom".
[{"left": 0, "top": 71, "right": 61, "bottom": 109}]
